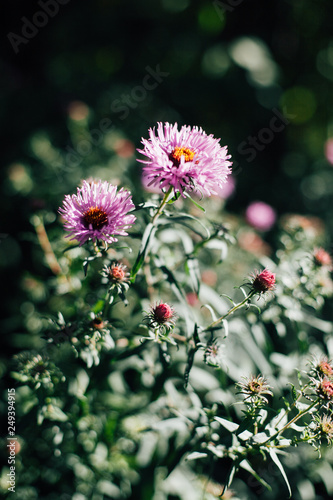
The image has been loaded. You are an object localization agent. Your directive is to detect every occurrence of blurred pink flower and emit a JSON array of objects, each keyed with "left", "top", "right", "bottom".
[
  {"left": 325, "top": 138, "right": 333, "bottom": 165},
  {"left": 213, "top": 175, "right": 236, "bottom": 199},
  {"left": 245, "top": 201, "right": 277, "bottom": 231}
]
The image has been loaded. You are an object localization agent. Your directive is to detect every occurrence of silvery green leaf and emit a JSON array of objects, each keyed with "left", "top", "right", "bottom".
[
  {"left": 252, "top": 432, "right": 269, "bottom": 444},
  {"left": 186, "top": 451, "right": 208, "bottom": 461},
  {"left": 268, "top": 409, "right": 288, "bottom": 432},
  {"left": 214, "top": 416, "right": 239, "bottom": 433},
  {"left": 237, "top": 430, "right": 253, "bottom": 441},
  {"left": 268, "top": 448, "right": 292, "bottom": 498},
  {"left": 200, "top": 304, "right": 218, "bottom": 321},
  {"left": 239, "top": 460, "right": 272, "bottom": 491}
]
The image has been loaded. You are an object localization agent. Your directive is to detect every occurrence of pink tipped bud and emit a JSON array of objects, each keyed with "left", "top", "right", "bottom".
[
  {"left": 317, "top": 359, "right": 333, "bottom": 378},
  {"left": 318, "top": 379, "right": 333, "bottom": 400},
  {"left": 251, "top": 269, "right": 276, "bottom": 294}
]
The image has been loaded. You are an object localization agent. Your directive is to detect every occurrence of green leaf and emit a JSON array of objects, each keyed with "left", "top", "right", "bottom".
[
  {"left": 92, "top": 300, "right": 105, "bottom": 314},
  {"left": 131, "top": 222, "right": 156, "bottom": 278},
  {"left": 167, "top": 191, "right": 181, "bottom": 204},
  {"left": 289, "top": 383, "right": 298, "bottom": 402},
  {"left": 214, "top": 416, "right": 239, "bottom": 433},
  {"left": 186, "top": 451, "right": 208, "bottom": 461},
  {"left": 184, "top": 324, "right": 200, "bottom": 388},
  {"left": 222, "top": 319, "right": 229, "bottom": 338},
  {"left": 200, "top": 304, "right": 218, "bottom": 321},
  {"left": 268, "top": 448, "right": 292, "bottom": 498},
  {"left": 183, "top": 191, "right": 206, "bottom": 212},
  {"left": 185, "top": 257, "right": 201, "bottom": 294},
  {"left": 239, "top": 460, "right": 272, "bottom": 491},
  {"left": 221, "top": 463, "right": 237, "bottom": 496},
  {"left": 205, "top": 239, "right": 228, "bottom": 262},
  {"left": 163, "top": 213, "right": 210, "bottom": 239}
]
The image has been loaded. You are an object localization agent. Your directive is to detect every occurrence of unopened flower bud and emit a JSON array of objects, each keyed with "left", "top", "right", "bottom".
[{"left": 251, "top": 269, "right": 276, "bottom": 294}]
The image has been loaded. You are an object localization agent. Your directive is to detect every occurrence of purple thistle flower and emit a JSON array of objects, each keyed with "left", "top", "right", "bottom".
[
  {"left": 137, "top": 122, "right": 232, "bottom": 197},
  {"left": 59, "top": 180, "right": 136, "bottom": 245}
]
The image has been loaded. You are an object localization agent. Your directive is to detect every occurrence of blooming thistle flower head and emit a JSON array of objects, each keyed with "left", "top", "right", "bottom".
[
  {"left": 137, "top": 122, "right": 232, "bottom": 197},
  {"left": 145, "top": 302, "right": 176, "bottom": 331},
  {"left": 58, "top": 180, "right": 136, "bottom": 246},
  {"left": 236, "top": 374, "right": 273, "bottom": 404},
  {"left": 313, "top": 247, "right": 333, "bottom": 268},
  {"left": 245, "top": 201, "right": 277, "bottom": 232},
  {"left": 250, "top": 269, "right": 276, "bottom": 295}
]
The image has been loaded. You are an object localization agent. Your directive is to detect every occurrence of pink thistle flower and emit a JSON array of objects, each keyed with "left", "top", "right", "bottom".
[
  {"left": 59, "top": 180, "right": 136, "bottom": 245},
  {"left": 245, "top": 201, "right": 277, "bottom": 231},
  {"left": 251, "top": 269, "right": 276, "bottom": 294},
  {"left": 137, "top": 122, "right": 232, "bottom": 197},
  {"left": 317, "top": 358, "right": 333, "bottom": 378},
  {"left": 317, "top": 378, "right": 333, "bottom": 401}
]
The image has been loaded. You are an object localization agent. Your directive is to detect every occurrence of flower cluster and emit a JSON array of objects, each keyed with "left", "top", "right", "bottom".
[
  {"left": 308, "top": 357, "right": 333, "bottom": 409},
  {"left": 13, "top": 351, "right": 63, "bottom": 389},
  {"left": 137, "top": 122, "right": 232, "bottom": 197}
]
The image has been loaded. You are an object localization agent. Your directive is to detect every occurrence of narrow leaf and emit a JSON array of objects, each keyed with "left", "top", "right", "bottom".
[
  {"left": 268, "top": 448, "right": 292, "bottom": 498},
  {"left": 214, "top": 416, "right": 239, "bottom": 433},
  {"left": 200, "top": 304, "right": 218, "bottom": 321},
  {"left": 239, "top": 460, "right": 272, "bottom": 490},
  {"left": 186, "top": 451, "right": 208, "bottom": 461},
  {"left": 183, "top": 191, "right": 206, "bottom": 212},
  {"left": 131, "top": 223, "right": 156, "bottom": 277}
]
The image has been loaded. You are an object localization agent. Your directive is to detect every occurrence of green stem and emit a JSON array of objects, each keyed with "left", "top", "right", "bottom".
[
  {"left": 204, "top": 290, "right": 255, "bottom": 331},
  {"left": 102, "top": 289, "right": 113, "bottom": 318},
  {"left": 131, "top": 187, "right": 174, "bottom": 280},
  {"left": 273, "top": 383, "right": 311, "bottom": 429},
  {"left": 261, "top": 398, "right": 320, "bottom": 446},
  {"left": 151, "top": 186, "right": 174, "bottom": 225}
]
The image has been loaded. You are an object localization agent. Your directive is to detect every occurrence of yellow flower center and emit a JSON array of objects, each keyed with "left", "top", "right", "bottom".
[
  {"left": 83, "top": 206, "right": 108, "bottom": 230},
  {"left": 170, "top": 146, "right": 195, "bottom": 166}
]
